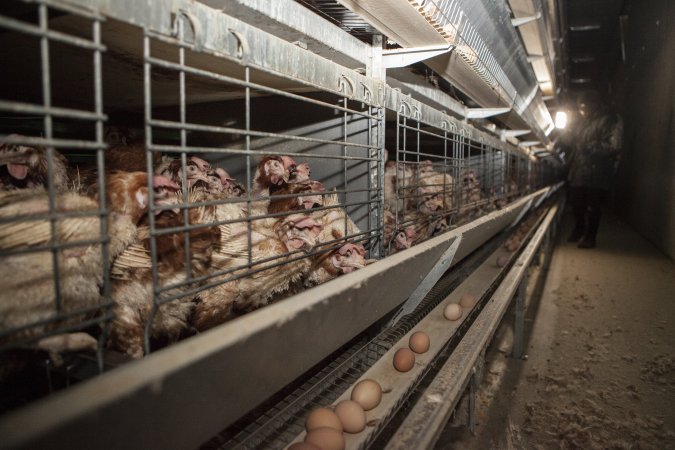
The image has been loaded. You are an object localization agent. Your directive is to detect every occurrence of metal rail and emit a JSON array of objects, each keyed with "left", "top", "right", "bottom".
[{"left": 386, "top": 198, "right": 561, "bottom": 449}]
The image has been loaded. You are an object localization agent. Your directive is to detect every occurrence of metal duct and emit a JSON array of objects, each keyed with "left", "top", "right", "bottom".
[{"left": 336, "top": 0, "right": 555, "bottom": 142}]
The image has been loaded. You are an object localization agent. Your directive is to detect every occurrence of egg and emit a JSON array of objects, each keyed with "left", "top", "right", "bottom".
[
  {"left": 443, "top": 303, "right": 462, "bottom": 320},
  {"left": 505, "top": 239, "right": 519, "bottom": 252},
  {"left": 288, "top": 443, "right": 321, "bottom": 450},
  {"left": 459, "top": 293, "right": 476, "bottom": 309},
  {"left": 305, "top": 407, "right": 343, "bottom": 432},
  {"left": 393, "top": 347, "right": 415, "bottom": 372},
  {"left": 351, "top": 379, "right": 382, "bottom": 411},
  {"left": 409, "top": 331, "right": 430, "bottom": 354},
  {"left": 334, "top": 400, "right": 366, "bottom": 433},
  {"left": 304, "top": 427, "right": 345, "bottom": 450},
  {"left": 496, "top": 255, "right": 509, "bottom": 267}
]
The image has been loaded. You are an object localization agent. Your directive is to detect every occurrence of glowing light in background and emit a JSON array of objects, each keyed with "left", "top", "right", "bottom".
[{"left": 555, "top": 111, "right": 568, "bottom": 129}]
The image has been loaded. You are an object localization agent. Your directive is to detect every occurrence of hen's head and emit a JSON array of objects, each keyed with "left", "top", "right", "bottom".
[
  {"left": 295, "top": 181, "right": 325, "bottom": 210},
  {"left": 163, "top": 159, "right": 210, "bottom": 188},
  {"left": 105, "top": 171, "right": 180, "bottom": 222},
  {"left": 462, "top": 170, "right": 478, "bottom": 187},
  {"left": 277, "top": 214, "right": 323, "bottom": 252},
  {"left": 393, "top": 227, "right": 416, "bottom": 251},
  {"left": 189, "top": 156, "right": 211, "bottom": 173},
  {"left": 280, "top": 155, "right": 297, "bottom": 171},
  {"left": 0, "top": 135, "right": 67, "bottom": 188},
  {"left": 0, "top": 137, "right": 40, "bottom": 180},
  {"left": 289, "top": 162, "right": 311, "bottom": 183},
  {"left": 331, "top": 242, "right": 366, "bottom": 274},
  {"left": 258, "top": 156, "right": 289, "bottom": 187},
  {"left": 418, "top": 160, "right": 434, "bottom": 174},
  {"left": 433, "top": 217, "right": 449, "bottom": 234},
  {"left": 418, "top": 192, "right": 443, "bottom": 214},
  {"left": 213, "top": 167, "right": 245, "bottom": 197}
]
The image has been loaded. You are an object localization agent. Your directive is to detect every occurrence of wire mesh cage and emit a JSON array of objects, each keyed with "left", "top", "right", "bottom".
[
  {"left": 120, "top": 21, "right": 385, "bottom": 359},
  {"left": 384, "top": 109, "right": 459, "bottom": 255},
  {"left": 384, "top": 106, "right": 534, "bottom": 256},
  {"left": 0, "top": 0, "right": 384, "bottom": 407},
  {"left": 0, "top": 0, "right": 111, "bottom": 382}
]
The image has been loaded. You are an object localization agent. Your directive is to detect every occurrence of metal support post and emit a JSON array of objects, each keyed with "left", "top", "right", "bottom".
[
  {"left": 512, "top": 271, "right": 529, "bottom": 359},
  {"left": 543, "top": 228, "right": 552, "bottom": 270},
  {"left": 468, "top": 367, "right": 477, "bottom": 434}
]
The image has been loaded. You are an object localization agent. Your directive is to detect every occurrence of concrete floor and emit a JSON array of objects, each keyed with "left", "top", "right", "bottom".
[{"left": 437, "top": 208, "right": 675, "bottom": 449}]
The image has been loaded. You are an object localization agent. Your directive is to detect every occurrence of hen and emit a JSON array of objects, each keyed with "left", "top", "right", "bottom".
[
  {"left": 192, "top": 213, "right": 322, "bottom": 331},
  {"left": 108, "top": 188, "right": 219, "bottom": 358},
  {"left": 384, "top": 209, "right": 417, "bottom": 254},
  {"left": 384, "top": 160, "right": 414, "bottom": 213},
  {"left": 416, "top": 160, "right": 455, "bottom": 211},
  {"left": 157, "top": 156, "right": 212, "bottom": 189},
  {"left": 302, "top": 192, "right": 366, "bottom": 287},
  {"left": 268, "top": 180, "right": 326, "bottom": 214},
  {"left": 249, "top": 155, "right": 291, "bottom": 215},
  {"left": 0, "top": 172, "right": 167, "bottom": 358}
]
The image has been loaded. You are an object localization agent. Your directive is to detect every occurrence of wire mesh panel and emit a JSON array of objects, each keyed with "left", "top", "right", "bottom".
[
  {"left": 384, "top": 109, "right": 461, "bottom": 255},
  {"left": 0, "top": 0, "right": 112, "bottom": 394},
  {"left": 385, "top": 111, "right": 536, "bottom": 256},
  {"left": 0, "top": 0, "right": 384, "bottom": 413},
  {"left": 108, "top": 17, "right": 386, "bottom": 359}
]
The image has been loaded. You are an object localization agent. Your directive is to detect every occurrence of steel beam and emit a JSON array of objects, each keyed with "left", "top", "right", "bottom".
[{"left": 382, "top": 45, "right": 453, "bottom": 69}]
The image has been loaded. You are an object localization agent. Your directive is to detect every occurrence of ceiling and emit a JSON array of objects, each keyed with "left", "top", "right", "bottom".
[
  {"left": 294, "top": 0, "right": 628, "bottom": 146},
  {"left": 559, "top": 0, "right": 626, "bottom": 100}
]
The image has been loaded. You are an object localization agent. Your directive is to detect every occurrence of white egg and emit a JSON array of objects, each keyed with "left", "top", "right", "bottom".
[
  {"left": 351, "top": 379, "right": 382, "bottom": 411},
  {"left": 444, "top": 303, "right": 463, "bottom": 321}
]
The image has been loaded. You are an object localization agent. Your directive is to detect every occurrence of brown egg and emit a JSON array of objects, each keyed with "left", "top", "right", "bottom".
[
  {"left": 409, "top": 331, "right": 430, "bottom": 354},
  {"left": 505, "top": 239, "right": 519, "bottom": 252},
  {"left": 334, "top": 400, "right": 366, "bottom": 433},
  {"left": 351, "top": 379, "right": 382, "bottom": 411},
  {"left": 288, "top": 443, "right": 321, "bottom": 450},
  {"left": 393, "top": 347, "right": 415, "bottom": 372},
  {"left": 304, "top": 427, "right": 345, "bottom": 450},
  {"left": 459, "top": 293, "right": 476, "bottom": 309},
  {"left": 305, "top": 407, "right": 343, "bottom": 432},
  {"left": 443, "top": 303, "right": 463, "bottom": 320},
  {"left": 496, "top": 255, "right": 509, "bottom": 267}
]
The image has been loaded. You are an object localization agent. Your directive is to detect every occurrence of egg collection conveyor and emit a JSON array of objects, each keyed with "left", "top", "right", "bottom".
[
  {"left": 213, "top": 198, "right": 527, "bottom": 449},
  {"left": 207, "top": 184, "right": 561, "bottom": 449},
  {"left": 280, "top": 192, "right": 561, "bottom": 449}
]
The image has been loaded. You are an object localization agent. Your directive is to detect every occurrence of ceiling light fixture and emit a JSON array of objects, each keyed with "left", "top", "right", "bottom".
[{"left": 555, "top": 111, "right": 568, "bottom": 129}]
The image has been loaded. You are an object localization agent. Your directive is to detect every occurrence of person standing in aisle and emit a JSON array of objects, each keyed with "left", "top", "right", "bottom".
[{"left": 566, "top": 92, "right": 624, "bottom": 248}]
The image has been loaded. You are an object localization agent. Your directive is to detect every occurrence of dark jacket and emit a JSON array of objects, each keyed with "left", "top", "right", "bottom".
[{"left": 567, "top": 112, "right": 623, "bottom": 190}]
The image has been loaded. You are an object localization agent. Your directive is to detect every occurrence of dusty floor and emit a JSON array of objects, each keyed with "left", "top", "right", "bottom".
[{"left": 438, "top": 209, "right": 675, "bottom": 449}]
